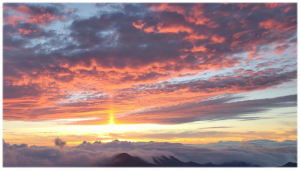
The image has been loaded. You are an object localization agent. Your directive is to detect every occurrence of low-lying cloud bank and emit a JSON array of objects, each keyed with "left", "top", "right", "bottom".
[
  {"left": 187, "top": 139, "right": 297, "bottom": 148},
  {"left": 3, "top": 139, "right": 297, "bottom": 167}
]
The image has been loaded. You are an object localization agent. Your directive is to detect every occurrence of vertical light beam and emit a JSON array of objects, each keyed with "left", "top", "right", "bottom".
[
  {"left": 109, "top": 113, "right": 114, "bottom": 125},
  {"left": 109, "top": 94, "right": 114, "bottom": 125}
]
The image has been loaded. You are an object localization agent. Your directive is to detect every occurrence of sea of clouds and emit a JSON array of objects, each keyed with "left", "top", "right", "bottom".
[{"left": 3, "top": 138, "right": 297, "bottom": 167}]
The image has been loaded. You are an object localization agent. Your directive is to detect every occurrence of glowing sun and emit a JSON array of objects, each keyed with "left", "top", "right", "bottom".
[{"left": 109, "top": 116, "right": 115, "bottom": 125}]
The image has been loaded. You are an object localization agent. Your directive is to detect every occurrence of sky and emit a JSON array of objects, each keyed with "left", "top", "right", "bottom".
[{"left": 2, "top": 3, "right": 297, "bottom": 147}]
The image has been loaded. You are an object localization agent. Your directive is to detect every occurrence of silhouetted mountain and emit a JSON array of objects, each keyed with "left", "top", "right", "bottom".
[
  {"left": 153, "top": 155, "right": 259, "bottom": 167},
  {"left": 280, "top": 162, "right": 297, "bottom": 167},
  {"left": 100, "top": 153, "right": 156, "bottom": 167},
  {"left": 95, "top": 153, "right": 261, "bottom": 167},
  {"left": 93, "top": 153, "right": 296, "bottom": 167},
  {"left": 219, "top": 161, "right": 260, "bottom": 167},
  {"left": 153, "top": 155, "right": 202, "bottom": 167},
  {"left": 153, "top": 155, "right": 216, "bottom": 167}
]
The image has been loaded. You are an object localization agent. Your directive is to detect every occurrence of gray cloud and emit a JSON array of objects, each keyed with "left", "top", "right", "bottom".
[{"left": 54, "top": 137, "right": 66, "bottom": 149}]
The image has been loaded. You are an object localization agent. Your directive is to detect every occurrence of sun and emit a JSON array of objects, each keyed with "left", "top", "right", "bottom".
[{"left": 109, "top": 116, "right": 114, "bottom": 125}]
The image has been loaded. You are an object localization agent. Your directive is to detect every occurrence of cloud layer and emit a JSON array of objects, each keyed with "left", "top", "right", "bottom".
[
  {"left": 3, "top": 3, "right": 297, "bottom": 125},
  {"left": 3, "top": 139, "right": 297, "bottom": 167}
]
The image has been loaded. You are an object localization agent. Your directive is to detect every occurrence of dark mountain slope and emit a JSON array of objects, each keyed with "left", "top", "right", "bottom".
[
  {"left": 280, "top": 162, "right": 297, "bottom": 167},
  {"left": 153, "top": 155, "right": 258, "bottom": 167},
  {"left": 94, "top": 153, "right": 296, "bottom": 167},
  {"left": 103, "top": 153, "right": 156, "bottom": 167}
]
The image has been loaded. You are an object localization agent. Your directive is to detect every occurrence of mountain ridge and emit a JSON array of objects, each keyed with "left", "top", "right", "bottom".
[{"left": 92, "top": 153, "right": 297, "bottom": 167}]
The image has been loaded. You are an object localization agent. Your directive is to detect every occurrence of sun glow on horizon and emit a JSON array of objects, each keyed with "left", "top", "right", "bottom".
[{"left": 109, "top": 116, "right": 115, "bottom": 125}]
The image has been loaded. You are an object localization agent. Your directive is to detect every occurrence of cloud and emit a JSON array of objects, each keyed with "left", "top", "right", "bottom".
[
  {"left": 3, "top": 140, "right": 28, "bottom": 150},
  {"left": 3, "top": 15, "right": 25, "bottom": 26},
  {"left": 3, "top": 3, "right": 69, "bottom": 25},
  {"left": 54, "top": 137, "right": 66, "bottom": 149},
  {"left": 119, "top": 68, "right": 296, "bottom": 95},
  {"left": 3, "top": 139, "right": 297, "bottom": 167},
  {"left": 3, "top": 3, "right": 297, "bottom": 124},
  {"left": 4, "top": 22, "right": 56, "bottom": 40},
  {"left": 188, "top": 139, "right": 297, "bottom": 148},
  {"left": 3, "top": 83, "right": 41, "bottom": 99},
  {"left": 63, "top": 93, "right": 297, "bottom": 125},
  {"left": 274, "top": 44, "right": 290, "bottom": 54}
]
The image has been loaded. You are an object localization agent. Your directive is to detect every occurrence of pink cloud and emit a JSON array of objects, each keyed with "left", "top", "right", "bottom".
[
  {"left": 3, "top": 15, "right": 26, "bottom": 26},
  {"left": 274, "top": 44, "right": 290, "bottom": 54}
]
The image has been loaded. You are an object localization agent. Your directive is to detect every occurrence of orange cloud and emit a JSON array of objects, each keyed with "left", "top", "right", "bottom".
[
  {"left": 189, "top": 46, "right": 207, "bottom": 52},
  {"left": 211, "top": 34, "right": 225, "bottom": 43},
  {"left": 259, "top": 19, "right": 282, "bottom": 30},
  {"left": 184, "top": 33, "right": 208, "bottom": 42},
  {"left": 132, "top": 20, "right": 145, "bottom": 29},
  {"left": 232, "top": 30, "right": 253, "bottom": 39},
  {"left": 185, "top": 4, "right": 220, "bottom": 28},
  {"left": 150, "top": 3, "right": 186, "bottom": 15},
  {"left": 150, "top": 3, "right": 219, "bottom": 29},
  {"left": 144, "top": 26, "right": 155, "bottom": 33},
  {"left": 185, "top": 15, "right": 210, "bottom": 25},
  {"left": 157, "top": 23, "right": 192, "bottom": 33},
  {"left": 259, "top": 19, "right": 295, "bottom": 31},
  {"left": 18, "top": 28, "right": 32, "bottom": 35},
  {"left": 3, "top": 65, "right": 296, "bottom": 123}
]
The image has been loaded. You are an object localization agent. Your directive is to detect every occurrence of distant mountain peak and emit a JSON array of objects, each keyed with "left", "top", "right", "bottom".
[
  {"left": 107, "top": 153, "right": 155, "bottom": 167},
  {"left": 113, "top": 153, "right": 132, "bottom": 161}
]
